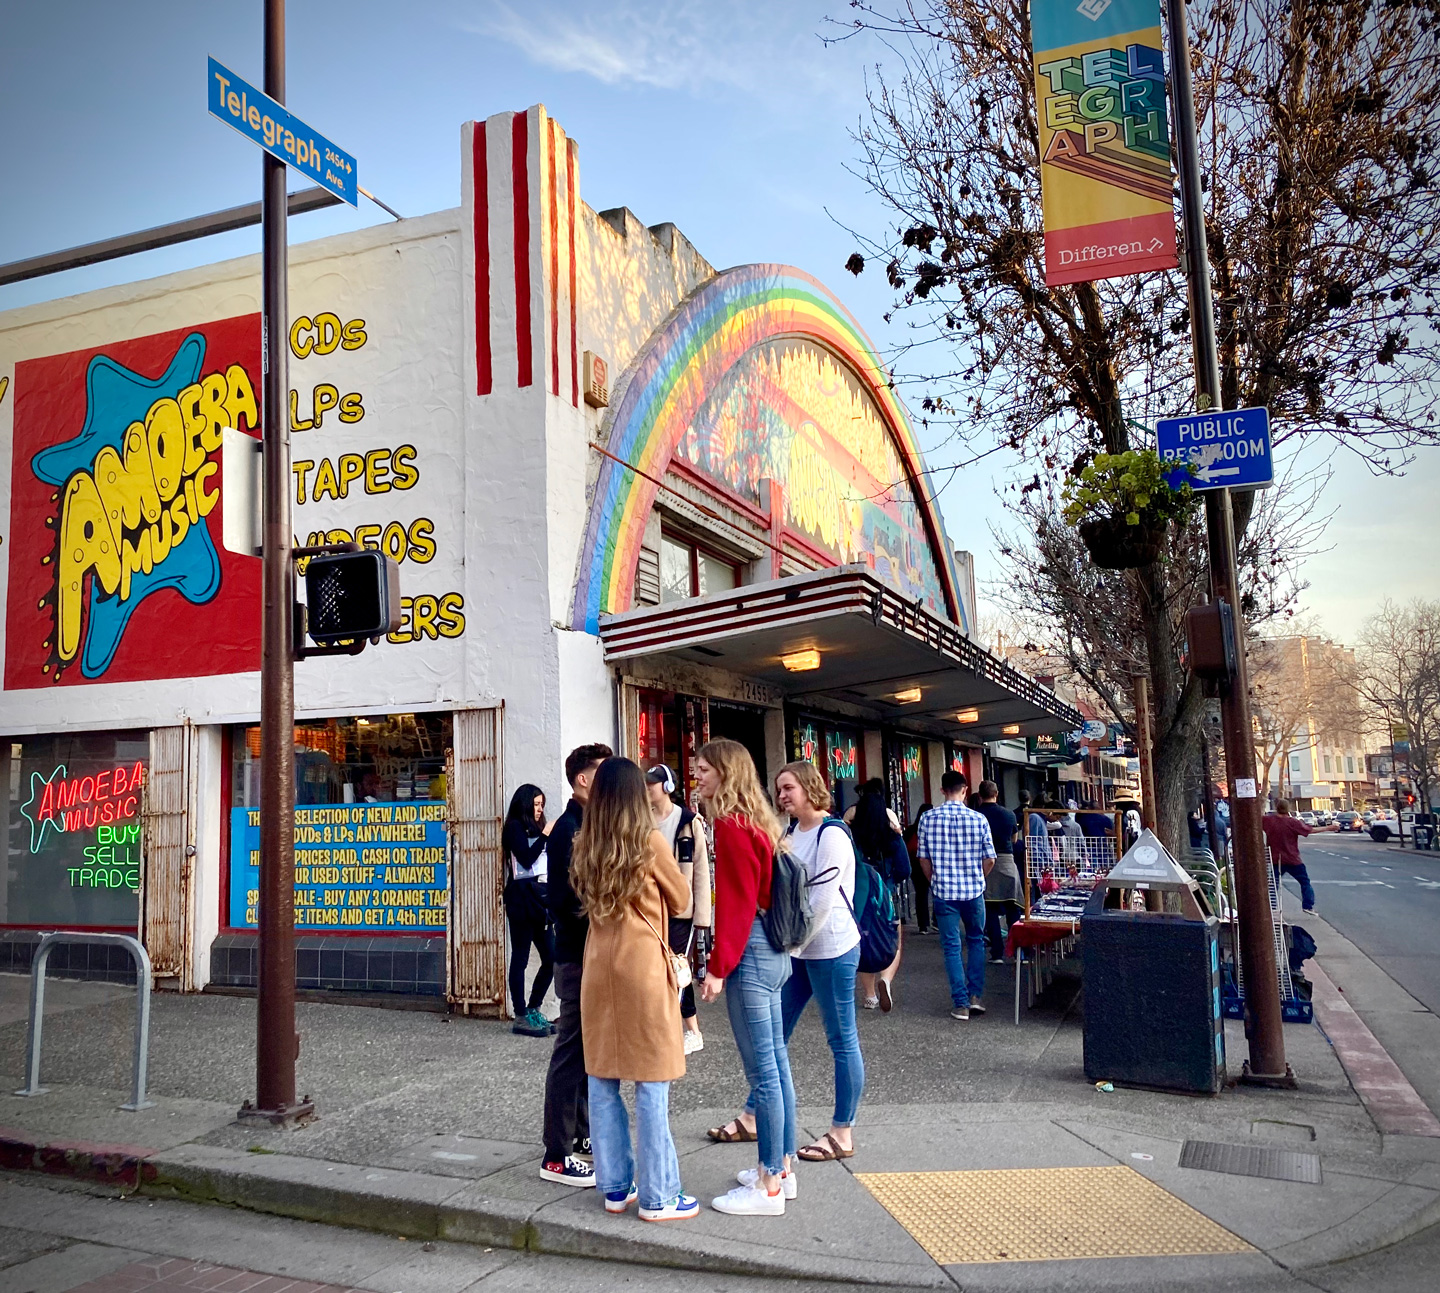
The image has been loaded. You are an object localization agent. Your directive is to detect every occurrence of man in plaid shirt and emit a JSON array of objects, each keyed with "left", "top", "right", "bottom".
[{"left": 917, "top": 770, "right": 995, "bottom": 1019}]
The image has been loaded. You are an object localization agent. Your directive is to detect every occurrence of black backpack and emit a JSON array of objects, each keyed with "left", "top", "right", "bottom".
[{"left": 762, "top": 841, "right": 815, "bottom": 953}]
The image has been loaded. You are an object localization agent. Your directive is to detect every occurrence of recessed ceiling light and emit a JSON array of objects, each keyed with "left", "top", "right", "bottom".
[
  {"left": 894, "top": 687, "right": 922, "bottom": 704},
  {"left": 957, "top": 708, "right": 980, "bottom": 724},
  {"left": 782, "top": 648, "right": 821, "bottom": 672},
  {"left": 1002, "top": 724, "right": 1021, "bottom": 735}
]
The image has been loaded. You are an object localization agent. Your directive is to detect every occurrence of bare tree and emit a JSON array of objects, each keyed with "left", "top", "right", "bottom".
[
  {"left": 835, "top": 0, "right": 1440, "bottom": 847},
  {"left": 1356, "top": 600, "right": 1440, "bottom": 813}
]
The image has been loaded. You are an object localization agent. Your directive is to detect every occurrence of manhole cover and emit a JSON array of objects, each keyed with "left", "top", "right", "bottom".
[{"left": 1179, "top": 1140, "right": 1321, "bottom": 1184}]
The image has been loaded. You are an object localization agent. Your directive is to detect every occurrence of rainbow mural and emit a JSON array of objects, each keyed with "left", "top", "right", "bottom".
[{"left": 569, "top": 265, "right": 965, "bottom": 633}]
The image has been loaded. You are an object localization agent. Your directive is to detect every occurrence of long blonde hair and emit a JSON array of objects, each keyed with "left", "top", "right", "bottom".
[
  {"left": 699, "top": 739, "right": 783, "bottom": 847},
  {"left": 571, "top": 757, "right": 656, "bottom": 922}
]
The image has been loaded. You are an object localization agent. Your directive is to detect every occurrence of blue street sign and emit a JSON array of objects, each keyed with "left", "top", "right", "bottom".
[
  {"left": 207, "top": 57, "right": 356, "bottom": 205},
  {"left": 1156, "top": 405, "right": 1272, "bottom": 492}
]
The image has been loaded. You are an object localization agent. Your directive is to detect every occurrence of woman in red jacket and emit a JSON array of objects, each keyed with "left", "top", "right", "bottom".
[{"left": 695, "top": 738, "right": 797, "bottom": 1216}]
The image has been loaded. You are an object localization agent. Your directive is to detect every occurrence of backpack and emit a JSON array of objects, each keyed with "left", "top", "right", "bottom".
[
  {"left": 675, "top": 806, "right": 697, "bottom": 867},
  {"left": 762, "top": 841, "right": 815, "bottom": 953},
  {"left": 820, "top": 819, "right": 898, "bottom": 973}
]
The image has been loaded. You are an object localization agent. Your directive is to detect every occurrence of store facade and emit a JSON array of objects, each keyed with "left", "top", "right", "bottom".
[{"left": 1, "top": 105, "right": 1076, "bottom": 1007}]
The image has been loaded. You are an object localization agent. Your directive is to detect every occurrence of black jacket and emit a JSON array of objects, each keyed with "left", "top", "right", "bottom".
[{"left": 546, "top": 797, "right": 588, "bottom": 964}]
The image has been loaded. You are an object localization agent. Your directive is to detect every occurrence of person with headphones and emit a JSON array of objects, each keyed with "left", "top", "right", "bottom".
[{"left": 646, "top": 764, "right": 713, "bottom": 1054}]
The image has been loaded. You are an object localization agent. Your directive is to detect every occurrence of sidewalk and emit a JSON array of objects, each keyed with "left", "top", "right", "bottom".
[{"left": 3, "top": 926, "right": 1439, "bottom": 1290}]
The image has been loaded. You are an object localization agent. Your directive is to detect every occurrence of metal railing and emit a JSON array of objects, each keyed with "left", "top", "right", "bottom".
[{"left": 13, "top": 932, "right": 155, "bottom": 1111}]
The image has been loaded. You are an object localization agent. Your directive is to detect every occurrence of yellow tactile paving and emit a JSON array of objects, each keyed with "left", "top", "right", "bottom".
[{"left": 855, "top": 1165, "right": 1254, "bottom": 1265}]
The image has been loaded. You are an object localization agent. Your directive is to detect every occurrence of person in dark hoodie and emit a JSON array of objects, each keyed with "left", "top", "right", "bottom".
[
  {"left": 538, "top": 742, "right": 612, "bottom": 1188},
  {"left": 502, "top": 784, "right": 555, "bottom": 1037}
]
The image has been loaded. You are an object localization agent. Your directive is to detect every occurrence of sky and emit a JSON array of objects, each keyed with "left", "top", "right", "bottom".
[{"left": 2, "top": 0, "right": 1435, "bottom": 644}]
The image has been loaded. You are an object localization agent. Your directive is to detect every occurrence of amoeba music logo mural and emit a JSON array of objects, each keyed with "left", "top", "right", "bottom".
[{"left": 5, "top": 317, "right": 265, "bottom": 687}]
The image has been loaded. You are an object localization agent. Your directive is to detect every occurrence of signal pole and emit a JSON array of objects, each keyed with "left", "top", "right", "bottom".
[
  {"left": 241, "top": 0, "right": 312, "bottom": 1126},
  {"left": 1165, "top": 0, "right": 1292, "bottom": 1084}
]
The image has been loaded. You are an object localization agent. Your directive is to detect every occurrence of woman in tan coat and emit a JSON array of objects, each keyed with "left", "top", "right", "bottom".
[{"left": 571, "top": 757, "right": 698, "bottom": 1222}]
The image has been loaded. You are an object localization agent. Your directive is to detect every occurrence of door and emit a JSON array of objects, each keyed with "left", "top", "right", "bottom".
[
  {"left": 141, "top": 722, "right": 197, "bottom": 988},
  {"left": 708, "top": 699, "right": 769, "bottom": 789},
  {"left": 447, "top": 707, "right": 506, "bottom": 1014}
]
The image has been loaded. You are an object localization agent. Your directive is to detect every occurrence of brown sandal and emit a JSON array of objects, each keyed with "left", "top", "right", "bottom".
[
  {"left": 796, "top": 1132, "right": 855, "bottom": 1162},
  {"left": 706, "top": 1118, "right": 757, "bottom": 1143}
]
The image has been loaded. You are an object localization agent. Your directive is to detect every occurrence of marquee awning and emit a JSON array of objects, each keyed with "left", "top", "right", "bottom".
[{"left": 598, "top": 566, "right": 1081, "bottom": 742}]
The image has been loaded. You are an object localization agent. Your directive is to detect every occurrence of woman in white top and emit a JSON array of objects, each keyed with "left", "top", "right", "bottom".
[{"left": 711, "top": 760, "right": 864, "bottom": 1167}]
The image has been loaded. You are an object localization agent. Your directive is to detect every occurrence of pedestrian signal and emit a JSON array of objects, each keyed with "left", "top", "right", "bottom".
[{"left": 303, "top": 550, "right": 401, "bottom": 644}]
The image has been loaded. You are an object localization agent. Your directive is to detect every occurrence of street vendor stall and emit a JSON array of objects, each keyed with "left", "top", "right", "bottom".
[{"left": 1004, "top": 807, "right": 1123, "bottom": 1023}]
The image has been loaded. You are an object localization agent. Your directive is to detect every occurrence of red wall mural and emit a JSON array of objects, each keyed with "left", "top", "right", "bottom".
[{"left": 5, "top": 316, "right": 263, "bottom": 689}]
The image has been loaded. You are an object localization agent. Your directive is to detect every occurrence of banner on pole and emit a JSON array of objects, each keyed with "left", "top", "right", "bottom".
[{"left": 1031, "top": 0, "right": 1178, "bottom": 286}]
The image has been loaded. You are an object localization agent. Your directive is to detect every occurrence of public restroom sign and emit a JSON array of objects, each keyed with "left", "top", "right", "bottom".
[
  {"left": 207, "top": 57, "right": 357, "bottom": 205},
  {"left": 1031, "top": 0, "right": 1178, "bottom": 285},
  {"left": 1156, "top": 406, "right": 1273, "bottom": 492}
]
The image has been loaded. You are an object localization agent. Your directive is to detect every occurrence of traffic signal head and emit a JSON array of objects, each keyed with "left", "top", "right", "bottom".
[{"left": 303, "top": 551, "right": 401, "bottom": 644}]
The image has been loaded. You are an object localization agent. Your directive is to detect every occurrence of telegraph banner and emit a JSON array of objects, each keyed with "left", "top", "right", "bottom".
[{"left": 1031, "top": 0, "right": 1178, "bottom": 286}]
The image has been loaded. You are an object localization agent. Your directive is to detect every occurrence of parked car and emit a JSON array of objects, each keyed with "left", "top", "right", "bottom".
[
  {"left": 1315, "top": 810, "right": 1335, "bottom": 826},
  {"left": 1299, "top": 811, "right": 1318, "bottom": 826},
  {"left": 1336, "top": 811, "right": 1362, "bottom": 832},
  {"left": 1362, "top": 810, "right": 1376, "bottom": 824}
]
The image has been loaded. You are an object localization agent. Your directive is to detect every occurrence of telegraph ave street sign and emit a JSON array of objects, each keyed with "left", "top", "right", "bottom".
[
  {"left": 207, "top": 57, "right": 357, "bottom": 205},
  {"left": 1157, "top": 405, "right": 1273, "bottom": 492}
]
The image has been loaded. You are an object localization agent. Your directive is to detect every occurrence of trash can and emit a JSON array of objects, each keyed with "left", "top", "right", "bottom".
[{"left": 1081, "top": 829, "right": 1225, "bottom": 1094}]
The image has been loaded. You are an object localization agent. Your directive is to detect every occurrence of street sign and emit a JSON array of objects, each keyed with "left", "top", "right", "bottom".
[
  {"left": 207, "top": 57, "right": 356, "bottom": 205},
  {"left": 1156, "top": 405, "right": 1272, "bottom": 492}
]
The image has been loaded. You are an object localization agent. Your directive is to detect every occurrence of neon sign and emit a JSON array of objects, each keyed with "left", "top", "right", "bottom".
[{"left": 19, "top": 762, "right": 145, "bottom": 853}]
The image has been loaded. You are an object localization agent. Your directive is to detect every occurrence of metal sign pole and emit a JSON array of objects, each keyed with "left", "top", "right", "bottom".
[
  {"left": 243, "top": 0, "right": 311, "bottom": 1126},
  {"left": 1165, "top": 0, "right": 1292, "bottom": 1084}
]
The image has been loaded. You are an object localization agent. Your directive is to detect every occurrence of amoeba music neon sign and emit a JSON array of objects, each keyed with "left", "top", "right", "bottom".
[{"left": 19, "top": 762, "right": 146, "bottom": 891}]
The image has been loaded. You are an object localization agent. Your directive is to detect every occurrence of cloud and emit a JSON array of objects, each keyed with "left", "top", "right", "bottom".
[{"left": 460, "top": 0, "right": 844, "bottom": 97}]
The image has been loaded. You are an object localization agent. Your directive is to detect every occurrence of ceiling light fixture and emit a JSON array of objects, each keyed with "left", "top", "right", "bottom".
[
  {"left": 782, "top": 648, "right": 821, "bottom": 672},
  {"left": 894, "top": 687, "right": 922, "bottom": 704},
  {"left": 957, "top": 708, "right": 980, "bottom": 724},
  {"left": 1002, "top": 723, "right": 1021, "bottom": 736}
]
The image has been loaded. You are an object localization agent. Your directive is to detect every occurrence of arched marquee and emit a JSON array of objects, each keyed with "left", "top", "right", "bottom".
[{"left": 570, "top": 265, "right": 966, "bottom": 634}]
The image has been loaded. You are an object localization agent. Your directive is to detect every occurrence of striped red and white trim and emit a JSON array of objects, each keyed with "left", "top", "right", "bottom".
[{"left": 468, "top": 107, "right": 579, "bottom": 404}]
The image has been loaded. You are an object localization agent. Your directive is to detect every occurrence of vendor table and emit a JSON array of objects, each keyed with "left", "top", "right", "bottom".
[{"left": 1005, "top": 918, "right": 1080, "bottom": 1024}]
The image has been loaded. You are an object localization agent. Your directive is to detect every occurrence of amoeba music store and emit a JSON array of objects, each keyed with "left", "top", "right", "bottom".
[{"left": 0, "top": 105, "right": 1076, "bottom": 1012}]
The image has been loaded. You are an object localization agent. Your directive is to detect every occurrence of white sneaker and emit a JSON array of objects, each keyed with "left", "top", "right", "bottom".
[
  {"left": 737, "top": 1166, "right": 797, "bottom": 1199},
  {"left": 711, "top": 1182, "right": 785, "bottom": 1216},
  {"left": 683, "top": 1030, "right": 704, "bottom": 1055},
  {"left": 638, "top": 1192, "right": 700, "bottom": 1222},
  {"left": 861, "top": 996, "right": 879, "bottom": 1010}
]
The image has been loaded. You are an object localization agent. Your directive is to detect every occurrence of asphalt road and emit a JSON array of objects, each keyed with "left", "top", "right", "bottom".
[{"left": 1290, "top": 831, "right": 1440, "bottom": 1013}]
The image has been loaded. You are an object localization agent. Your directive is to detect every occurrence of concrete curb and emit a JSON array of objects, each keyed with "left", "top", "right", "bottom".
[
  {"left": 140, "top": 1143, "right": 952, "bottom": 1288},
  {"left": 0, "top": 1125, "right": 155, "bottom": 1188}
]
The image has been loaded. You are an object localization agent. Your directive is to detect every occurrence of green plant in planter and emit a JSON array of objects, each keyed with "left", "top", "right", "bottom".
[{"left": 1061, "top": 450, "right": 1196, "bottom": 569}]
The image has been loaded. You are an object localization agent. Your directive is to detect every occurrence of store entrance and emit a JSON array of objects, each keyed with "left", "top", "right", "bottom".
[{"left": 709, "top": 699, "right": 770, "bottom": 787}]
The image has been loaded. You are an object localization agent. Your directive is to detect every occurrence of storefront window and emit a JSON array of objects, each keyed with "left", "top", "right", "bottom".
[
  {"left": 901, "top": 740, "right": 924, "bottom": 826},
  {"left": 228, "top": 713, "right": 451, "bottom": 934},
  {"left": 788, "top": 716, "right": 862, "bottom": 816},
  {"left": 3, "top": 731, "right": 149, "bottom": 928}
]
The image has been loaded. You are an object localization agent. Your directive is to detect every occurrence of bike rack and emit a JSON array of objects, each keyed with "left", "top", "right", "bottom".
[{"left": 13, "top": 931, "right": 155, "bottom": 1111}]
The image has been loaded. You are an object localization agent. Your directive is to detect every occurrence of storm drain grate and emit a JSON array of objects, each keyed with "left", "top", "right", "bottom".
[{"left": 1179, "top": 1140, "right": 1322, "bottom": 1184}]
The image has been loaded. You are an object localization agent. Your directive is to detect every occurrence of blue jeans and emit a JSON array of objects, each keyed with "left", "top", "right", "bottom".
[
  {"left": 933, "top": 895, "right": 987, "bottom": 1008},
  {"left": 587, "top": 1076, "right": 681, "bottom": 1209},
  {"left": 726, "top": 916, "right": 798, "bottom": 1174},
  {"left": 744, "top": 944, "right": 864, "bottom": 1128},
  {"left": 1278, "top": 862, "right": 1316, "bottom": 911}
]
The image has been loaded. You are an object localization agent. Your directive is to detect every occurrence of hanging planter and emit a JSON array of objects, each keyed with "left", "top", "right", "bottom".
[
  {"left": 1062, "top": 449, "right": 1196, "bottom": 571},
  {"left": 1078, "top": 515, "right": 1166, "bottom": 569}
]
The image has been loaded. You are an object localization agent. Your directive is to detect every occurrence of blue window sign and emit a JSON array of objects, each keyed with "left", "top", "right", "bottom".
[
  {"left": 229, "top": 801, "right": 447, "bottom": 931},
  {"left": 207, "top": 56, "right": 357, "bottom": 205}
]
